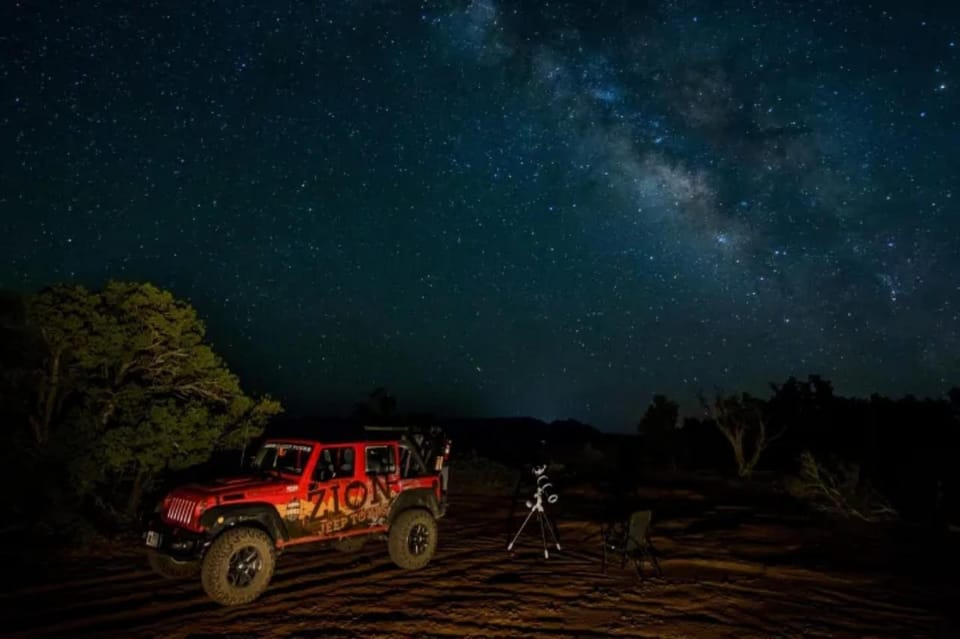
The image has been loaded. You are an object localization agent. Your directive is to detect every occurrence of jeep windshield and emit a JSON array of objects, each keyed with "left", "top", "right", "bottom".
[{"left": 252, "top": 442, "right": 313, "bottom": 477}]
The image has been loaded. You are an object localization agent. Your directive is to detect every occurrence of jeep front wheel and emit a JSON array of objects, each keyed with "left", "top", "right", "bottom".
[
  {"left": 201, "top": 527, "right": 276, "bottom": 606},
  {"left": 148, "top": 550, "right": 200, "bottom": 579},
  {"left": 388, "top": 509, "right": 437, "bottom": 570}
]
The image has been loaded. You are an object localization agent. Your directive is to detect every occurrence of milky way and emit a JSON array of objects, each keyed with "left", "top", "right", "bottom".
[{"left": 2, "top": 1, "right": 958, "bottom": 429}]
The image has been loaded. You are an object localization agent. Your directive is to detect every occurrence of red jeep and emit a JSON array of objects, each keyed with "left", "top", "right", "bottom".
[{"left": 144, "top": 425, "right": 451, "bottom": 605}]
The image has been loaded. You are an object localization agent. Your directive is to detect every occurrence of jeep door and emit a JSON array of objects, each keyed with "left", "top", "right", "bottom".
[
  {"left": 359, "top": 443, "right": 400, "bottom": 525},
  {"left": 302, "top": 444, "right": 358, "bottom": 536}
]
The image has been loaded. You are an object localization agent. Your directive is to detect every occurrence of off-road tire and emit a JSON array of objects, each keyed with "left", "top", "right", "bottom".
[
  {"left": 332, "top": 535, "right": 367, "bottom": 553},
  {"left": 148, "top": 550, "right": 200, "bottom": 579},
  {"left": 201, "top": 527, "right": 276, "bottom": 606},
  {"left": 388, "top": 508, "right": 437, "bottom": 570}
]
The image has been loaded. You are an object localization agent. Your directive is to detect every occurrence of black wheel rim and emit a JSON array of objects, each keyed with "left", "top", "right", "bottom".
[
  {"left": 407, "top": 523, "right": 430, "bottom": 556},
  {"left": 227, "top": 545, "right": 263, "bottom": 587}
]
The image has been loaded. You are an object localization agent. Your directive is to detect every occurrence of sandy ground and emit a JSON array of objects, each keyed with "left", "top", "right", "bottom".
[{"left": 2, "top": 486, "right": 955, "bottom": 638}]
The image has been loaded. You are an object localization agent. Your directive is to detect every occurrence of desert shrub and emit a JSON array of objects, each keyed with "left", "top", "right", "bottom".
[
  {"left": 787, "top": 451, "right": 898, "bottom": 522},
  {"left": 449, "top": 451, "right": 517, "bottom": 495},
  {"left": 637, "top": 394, "right": 681, "bottom": 468}
]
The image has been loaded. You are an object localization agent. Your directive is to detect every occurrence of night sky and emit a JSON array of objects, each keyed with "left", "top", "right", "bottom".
[{"left": 2, "top": 1, "right": 958, "bottom": 430}]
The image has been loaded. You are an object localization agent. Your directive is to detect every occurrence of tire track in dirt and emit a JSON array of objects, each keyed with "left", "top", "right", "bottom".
[{"left": 4, "top": 494, "right": 953, "bottom": 639}]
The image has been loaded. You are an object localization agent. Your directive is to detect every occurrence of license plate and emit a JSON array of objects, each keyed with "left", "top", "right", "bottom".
[{"left": 145, "top": 531, "right": 161, "bottom": 548}]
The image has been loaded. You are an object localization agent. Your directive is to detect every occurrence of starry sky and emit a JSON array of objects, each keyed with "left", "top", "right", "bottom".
[{"left": 2, "top": 1, "right": 959, "bottom": 431}]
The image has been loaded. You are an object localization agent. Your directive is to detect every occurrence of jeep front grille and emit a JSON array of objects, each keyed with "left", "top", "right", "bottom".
[{"left": 164, "top": 497, "right": 197, "bottom": 527}]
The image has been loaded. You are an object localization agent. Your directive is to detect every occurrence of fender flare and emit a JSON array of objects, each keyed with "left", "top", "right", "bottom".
[
  {"left": 388, "top": 487, "right": 440, "bottom": 522},
  {"left": 198, "top": 502, "right": 290, "bottom": 542}
]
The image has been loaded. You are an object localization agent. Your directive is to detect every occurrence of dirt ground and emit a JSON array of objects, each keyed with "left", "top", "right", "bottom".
[{"left": 3, "top": 484, "right": 956, "bottom": 638}]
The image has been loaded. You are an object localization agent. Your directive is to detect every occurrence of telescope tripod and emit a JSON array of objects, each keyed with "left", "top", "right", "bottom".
[{"left": 507, "top": 488, "right": 561, "bottom": 558}]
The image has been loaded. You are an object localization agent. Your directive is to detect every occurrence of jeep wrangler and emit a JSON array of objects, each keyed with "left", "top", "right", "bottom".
[{"left": 143, "top": 425, "right": 451, "bottom": 606}]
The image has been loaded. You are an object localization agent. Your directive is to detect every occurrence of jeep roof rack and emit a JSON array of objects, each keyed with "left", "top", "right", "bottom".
[{"left": 261, "top": 418, "right": 443, "bottom": 444}]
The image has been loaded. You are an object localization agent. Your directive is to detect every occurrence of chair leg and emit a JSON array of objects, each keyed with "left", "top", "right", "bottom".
[{"left": 646, "top": 539, "right": 662, "bottom": 577}]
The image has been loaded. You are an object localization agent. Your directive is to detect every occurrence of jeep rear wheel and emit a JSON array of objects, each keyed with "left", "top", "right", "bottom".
[
  {"left": 388, "top": 509, "right": 437, "bottom": 570},
  {"left": 148, "top": 550, "right": 200, "bottom": 579},
  {"left": 201, "top": 527, "right": 276, "bottom": 606}
]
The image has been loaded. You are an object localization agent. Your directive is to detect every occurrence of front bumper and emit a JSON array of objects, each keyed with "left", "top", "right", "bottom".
[{"left": 142, "top": 514, "right": 211, "bottom": 561}]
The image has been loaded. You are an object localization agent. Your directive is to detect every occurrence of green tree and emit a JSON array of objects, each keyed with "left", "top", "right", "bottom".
[
  {"left": 24, "top": 284, "right": 99, "bottom": 446},
  {"left": 25, "top": 281, "right": 282, "bottom": 516},
  {"left": 0, "top": 290, "right": 37, "bottom": 428}
]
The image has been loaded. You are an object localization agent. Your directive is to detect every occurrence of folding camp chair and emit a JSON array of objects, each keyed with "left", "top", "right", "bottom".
[{"left": 601, "top": 510, "right": 662, "bottom": 578}]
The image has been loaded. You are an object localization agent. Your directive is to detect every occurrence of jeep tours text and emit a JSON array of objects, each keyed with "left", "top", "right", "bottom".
[{"left": 143, "top": 425, "right": 451, "bottom": 605}]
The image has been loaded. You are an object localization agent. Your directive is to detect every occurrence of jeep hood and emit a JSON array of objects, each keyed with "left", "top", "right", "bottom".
[{"left": 170, "top": 475, "right": 299, "bottom": 503}]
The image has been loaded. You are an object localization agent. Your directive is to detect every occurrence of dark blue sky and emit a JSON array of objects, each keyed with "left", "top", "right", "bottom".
[{"left": 2, "top": 1, "right": 958, "bottom": 430}]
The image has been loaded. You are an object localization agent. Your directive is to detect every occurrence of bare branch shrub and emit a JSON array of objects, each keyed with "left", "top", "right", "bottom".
[
  {"left": 700, "top": 391, "right": 785, "bottom": 478},
  {"left": 788, "top": 451, "right": 898, "bottom": 522}
]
